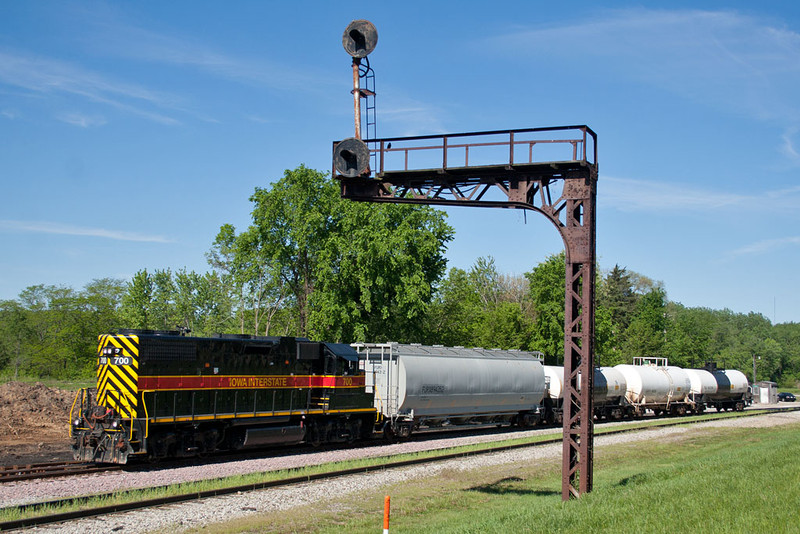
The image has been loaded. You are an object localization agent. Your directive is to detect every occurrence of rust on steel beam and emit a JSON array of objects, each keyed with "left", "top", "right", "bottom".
[
  {"left": 560, "top": 171, "right": 596, "bottom": 499},
  {"left": 352, "top": 58, "right": 362, "bottom": 139},
  {"left": 332, "top": 125, "right": 598, "bottom": 499}
]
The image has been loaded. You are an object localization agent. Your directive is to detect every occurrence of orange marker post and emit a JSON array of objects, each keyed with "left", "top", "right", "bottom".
[{"left": 383, "top": 495, "right": 391, "bottom": 534}]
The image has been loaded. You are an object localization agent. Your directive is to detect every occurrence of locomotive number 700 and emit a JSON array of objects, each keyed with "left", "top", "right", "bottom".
[{"left": 99, "top": 356, "right": 132, "bottom": 366}]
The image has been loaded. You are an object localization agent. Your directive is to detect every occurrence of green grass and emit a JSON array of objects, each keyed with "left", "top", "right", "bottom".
[
  {"left": 0, "top": 411, "right": 788, "bottom": 530},
  {"left": 195, "top": 422, "right": 800, "bottom": 534}
]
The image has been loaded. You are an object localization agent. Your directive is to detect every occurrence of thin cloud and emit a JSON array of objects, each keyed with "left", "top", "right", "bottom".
[
  {"left": 600, "top": 176, "right": 747, "bottom": 211},
  {"left": 781, "top": 128, "right": 800, "bottom": 161},
  {"left": 379, "top": 98, "right": 448, "bottom": 137},
  {"left": 85, "top": 20, "right": 335, "bottom": 93},
  {"left": 0, "top": 49, "right": 181, "bottom": 125},
  {"left": 246, "top": 115, "right": 277, "bottom": 124},
  {"left": 486, "top": 9, "right": 800, "bottom": 125},
  {"left": 601, "top": 176, "right": 800, "bottom": 215},
  {"left": 0, "top": 220, "right": 173, "bottom": 243},
  {"left": 730, "top": 236, "right": 800, "bottom": 257},
  {"left": 57, "top": 112, "right": 107, "bottom": 128}
]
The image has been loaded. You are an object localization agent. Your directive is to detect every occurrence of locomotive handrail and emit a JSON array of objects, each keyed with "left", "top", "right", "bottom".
[
  {"left": 141, "top": 394, "right": 150, "bottom": 439},
  {"left": 68, "top": 389, "right": 85, "bottom": 438}
]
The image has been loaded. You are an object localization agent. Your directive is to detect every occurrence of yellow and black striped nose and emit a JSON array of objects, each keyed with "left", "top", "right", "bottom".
[{"left": 97, "top": 334, "right": 140, "bottom": 419}]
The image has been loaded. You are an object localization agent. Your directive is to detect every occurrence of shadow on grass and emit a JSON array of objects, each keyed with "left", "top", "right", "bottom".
[
  {"left": 468, "top": 477, "right": 560, "bottom": 497},
  {"left": 616, "top": 473, "right": 649, "bottom": 486}
]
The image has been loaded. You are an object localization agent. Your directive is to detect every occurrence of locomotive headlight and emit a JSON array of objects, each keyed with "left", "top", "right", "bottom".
[
  {"left": 111, "top": 420, "right": 119, "bottom": 428},
  {"left": 73, "top": 418, "right": 81, "bottom": 426}
]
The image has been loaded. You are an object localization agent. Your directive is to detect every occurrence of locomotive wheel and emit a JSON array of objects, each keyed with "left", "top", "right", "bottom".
[{"left": 382, "top": 422, "right": 397, "bottom": 443}]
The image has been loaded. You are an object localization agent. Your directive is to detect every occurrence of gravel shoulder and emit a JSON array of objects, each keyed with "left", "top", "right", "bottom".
[{"left": 14, "top": 410, "right": 800, "bottom": 534}]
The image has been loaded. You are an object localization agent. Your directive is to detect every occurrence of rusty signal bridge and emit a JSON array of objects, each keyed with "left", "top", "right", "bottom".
[{"left": 333, "top": 124, "right": 598, "bottom": 499}]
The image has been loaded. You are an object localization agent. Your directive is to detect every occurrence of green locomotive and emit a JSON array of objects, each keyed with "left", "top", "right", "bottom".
[{"left": 70, "top": 330, "right": 376, "bottom": 463}]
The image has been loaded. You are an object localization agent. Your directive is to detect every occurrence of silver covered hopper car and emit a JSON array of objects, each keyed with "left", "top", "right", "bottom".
[{"left": 353, "top": 343, "right": 546, "bottom": 438}]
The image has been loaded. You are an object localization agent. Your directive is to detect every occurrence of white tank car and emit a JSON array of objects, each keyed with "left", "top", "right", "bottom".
[
  {"left": 684, "top": 368, "right": 718, "bottom": 397},
  {"left": 709, "top": 369, "right": 749, "bottom": 400},
  {"left": 615, "top": 364, "right": 672, "bottom": 404},
  {"left": 615, "top": 364, "right": 690, "bottom": 405},
  {"left": 543, "top": 365, "right": 564, "bottom": 400},
  {"left": 354, "top": 343, "right": 547, "bottom": 436},
  {"left": 665, "top": 367, "right": 691, "bottom": 402},
  {"left": 544, "top": 366, "right": 627, "bottom": 402},
  {"left": 594, "top": 367, "right": 628, "bottom": 403}
]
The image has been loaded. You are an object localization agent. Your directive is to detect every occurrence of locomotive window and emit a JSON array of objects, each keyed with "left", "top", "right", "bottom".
[
  {"left": 341, "top": 358, "right": 358, "bottom": 375},
  {"left": 324, "top": 352, "right": 338, "bottom": 374}
]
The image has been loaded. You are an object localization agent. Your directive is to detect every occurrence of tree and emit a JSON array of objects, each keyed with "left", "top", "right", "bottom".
[
  {"left": 208, "top": 224, "right": 287, "bottom": 336},
  {"left": 120, "top": 270, "right": 154, "bottom": 329},
  {"left": 120, "top": 269, "right": 233, "bottom": 336},
  {"left": 0, "top": 281, "right": 126, "bottom": 378},
  {"left": 598, "top": 265, "right": 637, "bottom": 333},
  {"left": 664, "top": 304, "right": 715, "bottom": 368},
  {"left": 213, "top": 165, "right": 454, "bottom": 342},
  {"left": 311, "top": 199, "right": 452, "bottom": 342},
  {"left": 0, "top": 299, "right": 31, "bottom": 378},
  {"left": 422, "top": 257, "right": 534, "bottom": 349},
  {"left": 424, "top": 267, "right": 478, "bottom": 346},
  {"left": 621, "top": 287, "right": 668, "bottom": 361},
  {"left": 191, "top": 271, "right": 235, "bottom": 336},
  {"left": 248, "top": 165, "right": 339, "bottom": 336},
  {"left": 525, "top": 251, "right": 566, "bottom": 364},
  {"left": 772, "top": 323, "right": 800, "bottom": 387}
]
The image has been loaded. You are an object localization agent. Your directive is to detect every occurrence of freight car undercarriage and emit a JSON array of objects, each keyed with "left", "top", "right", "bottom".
[
  {"left": 380, "top": 408, "right": 542, "bottom": 440},
  {"left": 542, "top": 395, "right": 745, "bottom": 426}
]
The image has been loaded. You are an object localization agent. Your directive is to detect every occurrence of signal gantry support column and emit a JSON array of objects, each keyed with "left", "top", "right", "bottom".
[{"left": 560, "top": 171, "right": 596, "bottom": 498}]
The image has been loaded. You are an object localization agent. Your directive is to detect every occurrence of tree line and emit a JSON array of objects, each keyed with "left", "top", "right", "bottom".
[{"left": 1, "top": 166, "right": 798, "bottom": 386}]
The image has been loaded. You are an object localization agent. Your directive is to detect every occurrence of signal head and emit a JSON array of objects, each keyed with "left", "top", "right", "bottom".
[
  {"left": 333, "top": 137, "right": 371, "bottom": 178},
  {"left": 342, "top": 20, "right": 378, "bottom": 58}
]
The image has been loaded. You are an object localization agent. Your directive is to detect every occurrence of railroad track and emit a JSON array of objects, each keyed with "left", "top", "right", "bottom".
[
  {"left": 2, "top": 403, "right": 785, "bottom": 484},
  {"left": 0, "top": 461, "right": 120, "bottom": 484},
  {"left": 2, "top": 406, "right": 798, "bottom": 531}
]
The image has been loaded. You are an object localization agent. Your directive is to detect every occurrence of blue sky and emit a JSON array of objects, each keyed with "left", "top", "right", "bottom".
[{"left": 1, "top": 2, "right": 799, "bottom": 324}]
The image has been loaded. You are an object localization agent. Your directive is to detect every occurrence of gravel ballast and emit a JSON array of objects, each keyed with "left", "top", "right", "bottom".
[{"left": 10, "top": 410, "right": 800, "bottom": 534}]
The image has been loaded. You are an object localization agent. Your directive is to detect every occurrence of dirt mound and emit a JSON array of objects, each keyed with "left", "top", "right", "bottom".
[{"left": 0, "top": 381, "right": 77, "bottom": 444}]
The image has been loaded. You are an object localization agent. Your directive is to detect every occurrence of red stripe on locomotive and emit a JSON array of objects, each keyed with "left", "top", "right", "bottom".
[{"left": 137, "top": 374, "right": 365, "bottom": 390}]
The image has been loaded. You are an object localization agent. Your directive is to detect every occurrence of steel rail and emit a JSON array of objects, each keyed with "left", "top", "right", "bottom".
[
  {"left": 2, "top": 407, "right": 797, "bottom": 531},
  {"left": 0, "top": 461, "right": 121, "bottom": 484}
]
